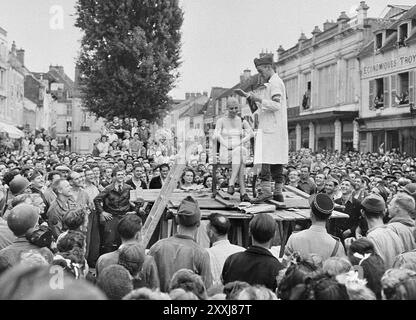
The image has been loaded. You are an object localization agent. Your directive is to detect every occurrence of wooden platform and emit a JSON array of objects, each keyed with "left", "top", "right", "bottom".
[{"left": 139, "top": 187, "right": 348, "bottom": 257}]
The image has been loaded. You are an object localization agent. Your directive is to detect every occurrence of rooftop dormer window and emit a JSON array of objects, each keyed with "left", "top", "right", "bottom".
[
  {"left": 375, "top": 32, "right": 383, "bottom": 50},
  {"left": 398, "top": 22, "right": 409, "bottom": 48}
]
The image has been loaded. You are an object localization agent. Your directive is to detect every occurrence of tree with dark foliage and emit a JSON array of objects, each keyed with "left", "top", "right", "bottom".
[{"left": 75, "top": 0, "right": 183, "bottom": 121}]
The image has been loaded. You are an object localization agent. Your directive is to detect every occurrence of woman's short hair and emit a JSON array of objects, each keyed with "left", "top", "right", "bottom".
[
  {"left": 382, "top": 268, "right": 416, "bottom": 300},
  {"left": 310, "top": 274, "right": 350, "bottom": 300},
  {"left": 97, "top": 265, "right": 133, "bottom": 300},
  {"left": 223, "top": 281, "right": 250, "bottom": 300},
  {"left": 123, "top": 288, "right": 170, "bottom": 300},
  {"left": 249, "top": 213, "right": 276, "bottom": 243},
  {"left": 236, "top": 285, "right": 277, "bottom": 300},
  {"left": 168, "top": 269, "right": 207, "bottom": 300},
  {"left": 323, "top": 257, "right": 352, "bottom": 277}
]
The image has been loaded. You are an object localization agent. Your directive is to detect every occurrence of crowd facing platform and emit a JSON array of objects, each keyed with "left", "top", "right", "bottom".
[{"left": 1, "top": 120, "right": 416, "bottom": 300}]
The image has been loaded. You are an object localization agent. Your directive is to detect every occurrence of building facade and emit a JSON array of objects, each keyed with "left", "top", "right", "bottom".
[
  {"left": 276, "top": 1, "right": 385, "bottom": 153},
  {"left": 358, "top": 5, "right": 416, "bottom": 155}
]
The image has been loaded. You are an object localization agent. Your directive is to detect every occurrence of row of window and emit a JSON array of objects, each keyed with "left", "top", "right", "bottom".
[
  {"left": 369, "top": 71, "right": 413, "bottom": 110},
  {"left": 375, "top": 19, "right": 416, "bottom": 50}
]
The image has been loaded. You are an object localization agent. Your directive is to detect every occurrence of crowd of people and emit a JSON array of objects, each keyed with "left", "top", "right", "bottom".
[{"left": 1, "top": 131, "right": 416, "bottom": 300}]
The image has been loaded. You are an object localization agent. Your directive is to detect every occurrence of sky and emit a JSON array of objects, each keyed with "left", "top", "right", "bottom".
[{"left": 1, "top": 0, "right": 416, "bottom": 100}]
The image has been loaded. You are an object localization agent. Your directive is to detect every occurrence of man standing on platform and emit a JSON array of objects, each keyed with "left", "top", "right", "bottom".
[{"left": 236, "top": 54, "right": 288, "bottom": 203}]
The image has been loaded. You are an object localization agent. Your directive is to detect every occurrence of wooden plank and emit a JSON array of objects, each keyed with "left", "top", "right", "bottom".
[
  {"left": 284, "top": 185, "right": 312, "bottom": 199},
  {"left": 141, "top": 145, "right": 187, "bottom": 248},
  {"left": 267, "top": 199, "right": 287, "bottom": 209}
]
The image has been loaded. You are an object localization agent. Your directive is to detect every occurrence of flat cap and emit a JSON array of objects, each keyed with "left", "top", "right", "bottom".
[{"left": 254, "top": 55, "right": 273, "bottom": 67}]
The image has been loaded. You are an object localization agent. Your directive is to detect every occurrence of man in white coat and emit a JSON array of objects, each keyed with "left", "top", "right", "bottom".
[{"left": 248, "top": 55, "right": 289, "bottom": 203}]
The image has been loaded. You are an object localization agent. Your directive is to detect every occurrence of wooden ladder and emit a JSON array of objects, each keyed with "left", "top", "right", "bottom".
[{"left": 141, "top": 144, "right": 186, "bottom": 248}]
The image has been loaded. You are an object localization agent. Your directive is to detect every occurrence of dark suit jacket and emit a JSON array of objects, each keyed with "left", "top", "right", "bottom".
[
  {"left": 94, "top": 183, "right": 133, "bottom": 216},
  {"left": 222, "top": 246, "right": 283, "bottom": 291},
  {"left": 330, "top": 196, "right": 366, "bottom": 238},
  {"left": 149, "top": 176, "right": 163, "bottom": 189}
]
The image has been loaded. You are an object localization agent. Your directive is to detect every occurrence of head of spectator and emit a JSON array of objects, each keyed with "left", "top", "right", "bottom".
[
  {"left": 0, "top": 264, "right": 105, "bottom": 300},
  {"left": 181, "top": 168, "right": 196, "bottom": 187},
  {"left": 203, "top": 175, "right": 213, "bottom": 189},
  {"left": 300, "top": 166, "right": 310, "bottom": 181},
  {"left": 223, "top": 281, "right": 251, "bottom": 300},
  {"left": 63, "top": 208, "right": 86, "bottom": 231},
  {"left": 118, "top": 242, "right": 146, "bottom": 279},
  {"left": 118, "top": 214, "right": 143, "bottom": 244},
  {"left": 323, "top": 257, "right": 352, "bottom": 277},
  {"left": 360, "top": 193, "right": 386, "bottom": 223},
  {"left": 381, "top": 268, "right": 416, "bottom": 300},
  {"left": 7, "top": 204, "right": 39, "bottom": 238},
  {"left": 400, "top": 183, "right": 416, "bottom": 204},
  {"left": 176, "top": 196, "right": 201, "bottom": 237},
  {"left": 347, "top": 238, "right": 385, "bottom": 299},
  {"left": 159, "top": 163, "right": 170, "bottom": 180},
  {"left": 169, "top": 269, "right": 207, "bottom": 300},
  {"left": 288, "top": 170, "right": 300, "bottom": 186},
  {"left": 29, "top": 170, "right": 44, "bottom": 190},
  {"left": 97, "top": 265, "right": 133, "bottom": 300},
  {"left": 123, "top": 288, "right": 170, "bottom": 300},
  {"left": 29, "top": 193, "right": 46, "bottom": 216},
  {"left": 309, "top": 193, "right": 334, "bottom": 226},
  {"left": 277, "top": 253, "right": 322, "bottom": 300},
  {"left": 54, "top": 231, "right": 86, "bottom": 278},
  {"left": 314, "top": 172, "right": 326, "bottom": 189},
  {"left": 169, "top": 288, "right": 199, "bottom": 300},
  {"left": 249, "top": 213, "right": 276, "bottom": 250},
  {"left": 335, "top": 271, "right": 376, "bottom": 300},
  {"left": 52, "top": 179, "right": 72, "bottom": 200},
  {"left": 388, "top": 192, "right": 415, "bottom": 220},
  {"left": 339, "top": 178, "right": 354, "bottom": 197},
  {"left": 113, "top": 168, "right": 126, "bottom": 185},
  {"left": 325, "top": 178, "right": 338, "bottom": 196},
  {"left": 309, "top": 274, "right": 350, "bottom": 300},
  {"left": 9, "top": 175, "right": 31, "bottom": 197},
  {"left": 236, "top": 285, "right": 278, "bottom": 300},
  {"left": 206, "top": 213, "right": 231, "bottom": 246},
  {"left": 47, "top": 170, "right": 62, "bottom": 186}
]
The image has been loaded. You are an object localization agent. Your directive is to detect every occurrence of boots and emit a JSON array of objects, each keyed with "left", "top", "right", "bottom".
[
  {"left": 251, "top": 181, "right": 273, "bottom": 204},
  {"left": 273, "top": 182, "right": 285, "bottom": 203}
]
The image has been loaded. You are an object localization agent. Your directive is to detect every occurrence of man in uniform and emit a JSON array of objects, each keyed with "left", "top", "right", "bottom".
[
  {"left": 240, "top": 55, "right": 288, "bottom": 203},
  {"left": 284, "top": 193, "right": 346, "bottom": 261}
]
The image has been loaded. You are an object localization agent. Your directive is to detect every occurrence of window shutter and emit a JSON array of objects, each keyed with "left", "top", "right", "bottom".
[
  {"left": 409, "top": 70, "right": 415, "bottom": 106},
  {"left": 391, "top": 74, "right": 397, "bottom": 107},
  {"left": 384, "top": 77, "right": 390, "bottom": 108},
  {"left": 369, "top": 80, "right": 375, "bottom": 110}
]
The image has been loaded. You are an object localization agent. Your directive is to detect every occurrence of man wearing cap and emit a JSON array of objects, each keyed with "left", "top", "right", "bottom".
[
  {"left": 284, "top": 193, "right": 345, "bottom": 261},
  {"left": 236, "top": 54, "right": 288, "bottom": 204},
  {"left": 386, "top": 192, "right": 416, "bottom": 252},
  {"left": 361, "top": 194, "right": 404, "bottom": 269},
  {"left": 149, "top": 196, "right": 212, "bottom": 292},
  {"left": 0, "top": 204, "right": 51, "bottom": 266}
]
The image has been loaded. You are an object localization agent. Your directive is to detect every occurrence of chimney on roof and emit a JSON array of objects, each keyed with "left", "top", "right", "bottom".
[
  {"left": 323, "top": 20, "right": 337, "bottom": 31},
  {"left": 277, "top": 45, "right": 285, "bottom": 59},
  {"left": 356, "top": 1, "right": 369, "bottom": 25},
  {"left": 16, "top": 49, "right": 25, "bottom": 66},
  {"left": 312, "top": 26, "right": 322, "bottom": 36},
  {"left": 185, "top": 92, "right": 191, "bottom": 99},
  {"left": 243, "top": 69, "right": 251, "bottom": 82},
  {"left": 50, "top": 65, "right": 65, "bottom": 74},
  {"left": 11, "top": 41, "right": 16, "bottom": 55},
  {"left": 203, "top": 91, "right": 208, "bottom": 97},
  {"left": 298, "top": 32, "right": 307, "bottom": 43}
]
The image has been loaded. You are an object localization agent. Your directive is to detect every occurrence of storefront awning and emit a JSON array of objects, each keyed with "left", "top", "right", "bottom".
[{"left": 0, "top": 122, "right": 25, "bottom": 139}]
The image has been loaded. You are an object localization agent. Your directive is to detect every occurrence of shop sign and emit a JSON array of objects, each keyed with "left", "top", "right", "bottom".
[{"left": 362, "top": 54, "right": 416, "bottom": 76}]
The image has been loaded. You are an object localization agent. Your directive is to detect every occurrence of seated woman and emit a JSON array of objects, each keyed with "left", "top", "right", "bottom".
[
  {"left": 214, "top": 98, "right": 253, "bottom": 202},
  {"left": 179, "top": 168, "right": 203, "bottom": 191}
]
